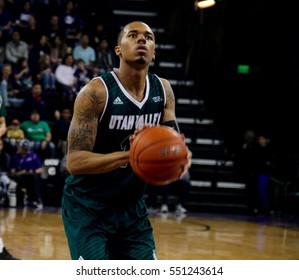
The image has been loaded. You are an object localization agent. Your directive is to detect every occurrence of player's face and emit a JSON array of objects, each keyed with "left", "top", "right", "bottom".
[{"left": 115, "top": 22, "right": 156, "bottom": 65}]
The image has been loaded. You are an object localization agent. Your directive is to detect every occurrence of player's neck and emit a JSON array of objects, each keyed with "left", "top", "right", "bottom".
[
  {"left": 114, "top": 67, "right": 147, "bottom": 85},
  {"left": 113, "top": 68, "right": 147, "bottom": 100}
]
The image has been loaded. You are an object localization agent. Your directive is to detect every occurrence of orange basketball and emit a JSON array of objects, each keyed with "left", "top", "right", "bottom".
[{"left": 129, "top": 125, "right": 189, "bottom": 185}]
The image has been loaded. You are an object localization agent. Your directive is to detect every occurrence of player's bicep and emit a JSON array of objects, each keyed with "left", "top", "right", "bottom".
[{"left": 68, "top": 82, "right": 105, "bottom": 152}]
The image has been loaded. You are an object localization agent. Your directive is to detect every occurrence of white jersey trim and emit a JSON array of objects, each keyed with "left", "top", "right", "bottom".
[
  {"left": 97, "top": 76, "right": 109, "bottom": 124},
  {"left": 154, "top": 74, "right": 167, "bottom": 107}
]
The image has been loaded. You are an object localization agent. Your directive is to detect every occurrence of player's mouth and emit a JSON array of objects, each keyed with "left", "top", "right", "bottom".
[{"left": 136, "top": 45, "right": 148, "bottom": 53}]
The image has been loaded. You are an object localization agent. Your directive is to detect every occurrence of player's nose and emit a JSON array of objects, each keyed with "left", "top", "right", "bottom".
[{"left": 137, "top": 33, "right": 146, "bottom": 43}]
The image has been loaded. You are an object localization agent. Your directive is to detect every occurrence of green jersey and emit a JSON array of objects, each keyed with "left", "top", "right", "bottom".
[{"left": 65, "top": 71, "right": 166, "bottom": 203}]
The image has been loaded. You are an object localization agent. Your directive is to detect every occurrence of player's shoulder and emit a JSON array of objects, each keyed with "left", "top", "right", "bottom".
[
  {"left": 149, "top": 72, "right": 170, "bottom": 86},
  {"left": 158, "top": 77, "right": 170, "bottom": 85},
  {"left": 77, "top": 77, "right": 107, "bottom": 98},
  {"left": 156, "top": 76, "right": 171, "bottom": 90},
  {"left": 89, "top": 76, "right": 106, "bottom": 88},
  {"left": 74, "top": 78, "right": 108, "bottom": 113}
]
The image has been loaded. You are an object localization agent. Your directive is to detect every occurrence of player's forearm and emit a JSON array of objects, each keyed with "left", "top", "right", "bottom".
[{"left": 67, "top": 150, "right": 130, "bottom": 175}]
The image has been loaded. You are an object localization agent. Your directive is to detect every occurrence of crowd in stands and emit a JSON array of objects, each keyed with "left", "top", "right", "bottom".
[
  {"left": 0, "top": 0, "right": 118, "bottom": 209},
  {"left": 0, "top": 0, "right": 118, "bottom": 155}
]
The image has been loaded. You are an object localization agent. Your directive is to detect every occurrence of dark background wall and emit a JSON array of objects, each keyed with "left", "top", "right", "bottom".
[{"left": 165, "top": 0, "right": 299, "bottom": 158}]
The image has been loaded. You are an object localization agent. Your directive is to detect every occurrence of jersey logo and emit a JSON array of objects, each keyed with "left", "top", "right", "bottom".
[
  {"left": 113, "top": 97, "right": 124, "bottom": 105},
  {"left": 152, "top": 96, "right": 162, "bottom": 102},
  {"left": 109, "top": 113, "right": 162, "bottom": 130}
]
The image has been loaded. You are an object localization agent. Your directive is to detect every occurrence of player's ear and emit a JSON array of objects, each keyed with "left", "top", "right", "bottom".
[
  {"left": 115, "top": 46, "right": 121, "bottom": 56},
  {"left": 152, "top": 50, "right": 156, "bottom": 61}
]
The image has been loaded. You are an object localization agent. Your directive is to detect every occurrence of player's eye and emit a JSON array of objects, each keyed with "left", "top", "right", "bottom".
[
  {"left": 146, "top": 35, "right": 153, "bottom": 40},
  {"left": 128, "top": 33, "right": 137, "bottom": 38}
]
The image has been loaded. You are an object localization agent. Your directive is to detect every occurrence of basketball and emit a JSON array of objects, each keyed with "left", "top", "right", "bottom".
[{"left": 129, "top": 125, "right": 189, "bottom": 185}]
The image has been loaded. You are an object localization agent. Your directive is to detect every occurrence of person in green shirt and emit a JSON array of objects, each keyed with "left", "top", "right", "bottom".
[{"left": 20, "top": 110, "right": 56, "bottom": 158}]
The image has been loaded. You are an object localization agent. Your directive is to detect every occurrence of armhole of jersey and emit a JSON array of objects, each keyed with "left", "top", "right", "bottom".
[
  {"left": 98, "top": 77, "right": 109, "bottom": 123},
  {"left": 155, "top": 74, "right": 167, "bottom": 107}
]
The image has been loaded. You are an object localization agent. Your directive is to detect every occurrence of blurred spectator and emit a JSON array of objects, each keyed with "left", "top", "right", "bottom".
[
  {"left": 96, "top": 38, "right": 116, "bottom": 74},
  {"left": 0, "top": 63, "right": 23, "bottom": 108},
  {"left": 12, "top": 57, "right": 33, "bottom": 93},
  {"left": 73, "top": 33, "right": 96, "bottom": 70},
  {"left": 147, "top": 172, "right": 191, "bottom": 215},
  {"left": 52, "top": 107, "right": 72, "bottom": 158},
  {"left": 4, "top": 118, "right": 24, "bottom": 155},
  {"left": 10, "top": 138, "right": 43, "bottom": 210},
  {"left": 30, "top": 0, "right": 53, "bottom": 27},
  {"left": 160, "top": 172, "right": 191, "bottom": 214},
  {"left": 0, "top": 0, "right": 14, "bottom": 45},
  {"left": 13, "top": 0, "right": 34, "bottom": 32},
  {"left": 237, "top": 131, "right": 277, "bottom": 215},
  {"left": 44, "top": 14, "right": 64, "bottom": 47},
  {"left": 36, "top": 53, "right": 56, "bottom": 91},
  {"left": 50, "top": 34, "right": 69, "bottom": 68},
  {"left": 54, "top": 53, "right": 77, "bottom": 106},
  {"left": 91, "top": 65, "right": 101, "bottom": 78},
  {"left": 20, "top": 83, "right": 47, "bottom": 120},
  {"left": 58, "top": 1, "right": 83, "bottom": 48},
  {"left": 235, "top": 129, "right": 257, "bottom": 174},
  {"left": 74, "top": 58, "right": 91, "bottom": 91},
  {"left": 4, "top": 30, "right": 29, "bottom": 67},
  {"left": 0, "top": 63, "right": 11, "bottom": 105},
  {"left": 235, "top": 129, "right": 258, "bottom": 213},
  {"left": 31, "top": 34, "right": 51, "bottom": 57},
  {"left": 20, "top": 110, "right": 56, "bottom": 159},
  {"left": 88, "top": 23, "right": 109, "bottom": 49},
  {"left": 19, "top": 15, "right": 41, "bottom": 48},
  {"left": 28, "top": 34, "right": 51, "bottom": 79},
  {"left": 253, "top": 134, "right": 276, "bottom": 215}
]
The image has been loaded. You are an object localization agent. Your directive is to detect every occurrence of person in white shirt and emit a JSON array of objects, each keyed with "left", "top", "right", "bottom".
[{"left": 54, "top": 53, "right": 77, "bottom": 106}]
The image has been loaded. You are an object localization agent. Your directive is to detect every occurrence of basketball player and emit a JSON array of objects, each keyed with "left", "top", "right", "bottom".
[{"left": 61, "top": 21, "right": 192, "bottom": 260}]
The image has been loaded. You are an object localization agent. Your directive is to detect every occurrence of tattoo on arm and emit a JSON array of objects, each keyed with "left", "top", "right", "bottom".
[
  {"left": 68, "top": 87, "right": 105, "bottom": 152},
  {"left": 166, "top": 86, "right": 175, "bottom": 108},
  {"left": 162, "top": 79, "right": 177, "bottom": 123},
  {"left": 69, "top": 126, "right": 94, "bottom": 151}
]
